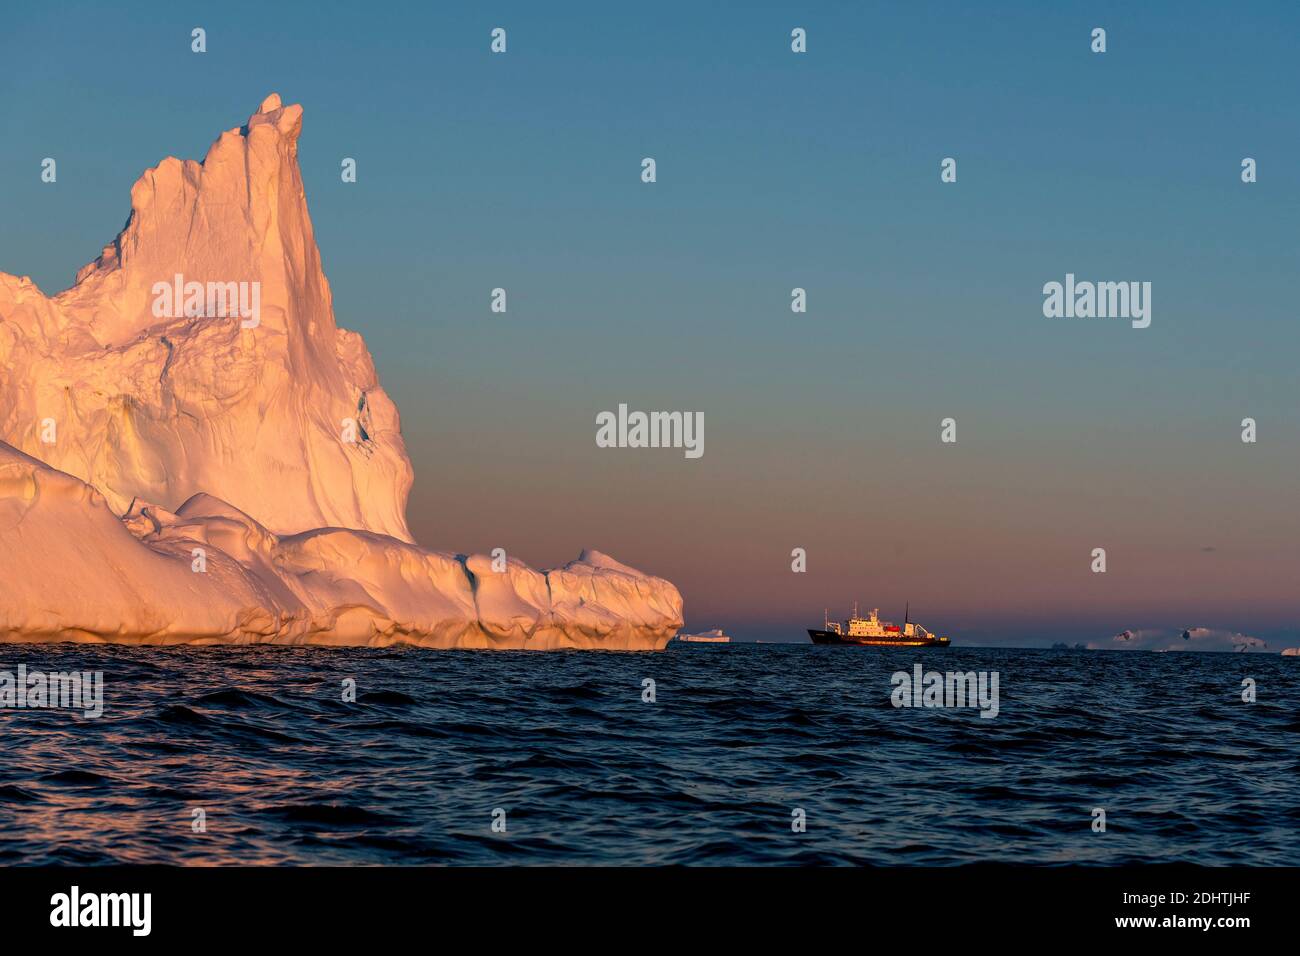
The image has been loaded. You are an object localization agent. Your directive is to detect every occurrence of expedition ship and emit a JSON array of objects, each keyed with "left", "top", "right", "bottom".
[{"left": 808, "top": 604, "right": 950, "bottom": 647}]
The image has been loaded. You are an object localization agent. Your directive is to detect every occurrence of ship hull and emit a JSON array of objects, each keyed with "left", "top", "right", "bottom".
[{"left": 807, "top": 629, "right": 950, "bottom": 648}]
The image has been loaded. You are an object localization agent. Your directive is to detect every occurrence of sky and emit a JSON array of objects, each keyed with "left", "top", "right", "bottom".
[{"left": 2, "top": 1, "right": 1298, "bottom": 646}]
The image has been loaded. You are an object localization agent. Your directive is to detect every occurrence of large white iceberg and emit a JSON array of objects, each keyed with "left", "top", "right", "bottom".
[{"left": 0, "top": 95, "right": 682, "bottom": 649}]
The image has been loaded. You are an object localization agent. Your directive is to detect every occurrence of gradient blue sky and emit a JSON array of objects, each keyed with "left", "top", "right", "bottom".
[{"left": 2, "top": 1, "right": 1298, "bottom": 645}]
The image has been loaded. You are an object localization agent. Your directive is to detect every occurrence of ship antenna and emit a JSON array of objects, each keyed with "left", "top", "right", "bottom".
[{"left": 905, "top": 601, "right": 909, "bottom": 625}]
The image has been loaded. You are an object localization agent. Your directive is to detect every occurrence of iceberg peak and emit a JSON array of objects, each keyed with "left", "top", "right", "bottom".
[{"left": 1, "top": 95, "right": 410, "bottom": 539}]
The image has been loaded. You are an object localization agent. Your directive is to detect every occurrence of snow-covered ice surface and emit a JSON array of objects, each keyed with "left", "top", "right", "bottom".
[{"left": 0, "top": 95, "right": 682, "bottom": 649}]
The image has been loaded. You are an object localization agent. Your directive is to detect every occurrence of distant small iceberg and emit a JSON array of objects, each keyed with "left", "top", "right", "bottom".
[
  {"left": 1282, "top": 648, "right": 1299, "bottom": 657},
  {"left": 677, "top": 628, "right": 731, "bottom": 643}
]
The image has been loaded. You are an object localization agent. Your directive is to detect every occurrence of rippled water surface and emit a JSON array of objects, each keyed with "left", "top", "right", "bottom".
[{"left": 0, "top": 643, "right": 1296, "bottom": 864}]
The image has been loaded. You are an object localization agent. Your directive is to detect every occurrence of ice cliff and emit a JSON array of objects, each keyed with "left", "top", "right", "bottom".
[{"left": 0, "top": 95, "right": 682, "bottom": 649}]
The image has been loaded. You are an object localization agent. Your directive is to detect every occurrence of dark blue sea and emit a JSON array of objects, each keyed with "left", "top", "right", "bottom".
[{"left": 0, "top": 643, "right": 1295, "bottom": 865}]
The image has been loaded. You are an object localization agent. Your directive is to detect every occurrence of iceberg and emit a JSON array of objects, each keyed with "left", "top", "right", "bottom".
[{"left": 0, "top": 95, "right": 682, "bottom": 649}]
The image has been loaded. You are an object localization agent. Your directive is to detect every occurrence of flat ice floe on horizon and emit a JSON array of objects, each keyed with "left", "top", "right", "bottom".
[{"left": 0, "top": 95, "right": 682, "bottom": 649}]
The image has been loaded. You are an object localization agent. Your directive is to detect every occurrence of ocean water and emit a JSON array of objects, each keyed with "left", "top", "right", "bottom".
[{"left": 0, "top": 642, "right": 1295, "bottom": 865}]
